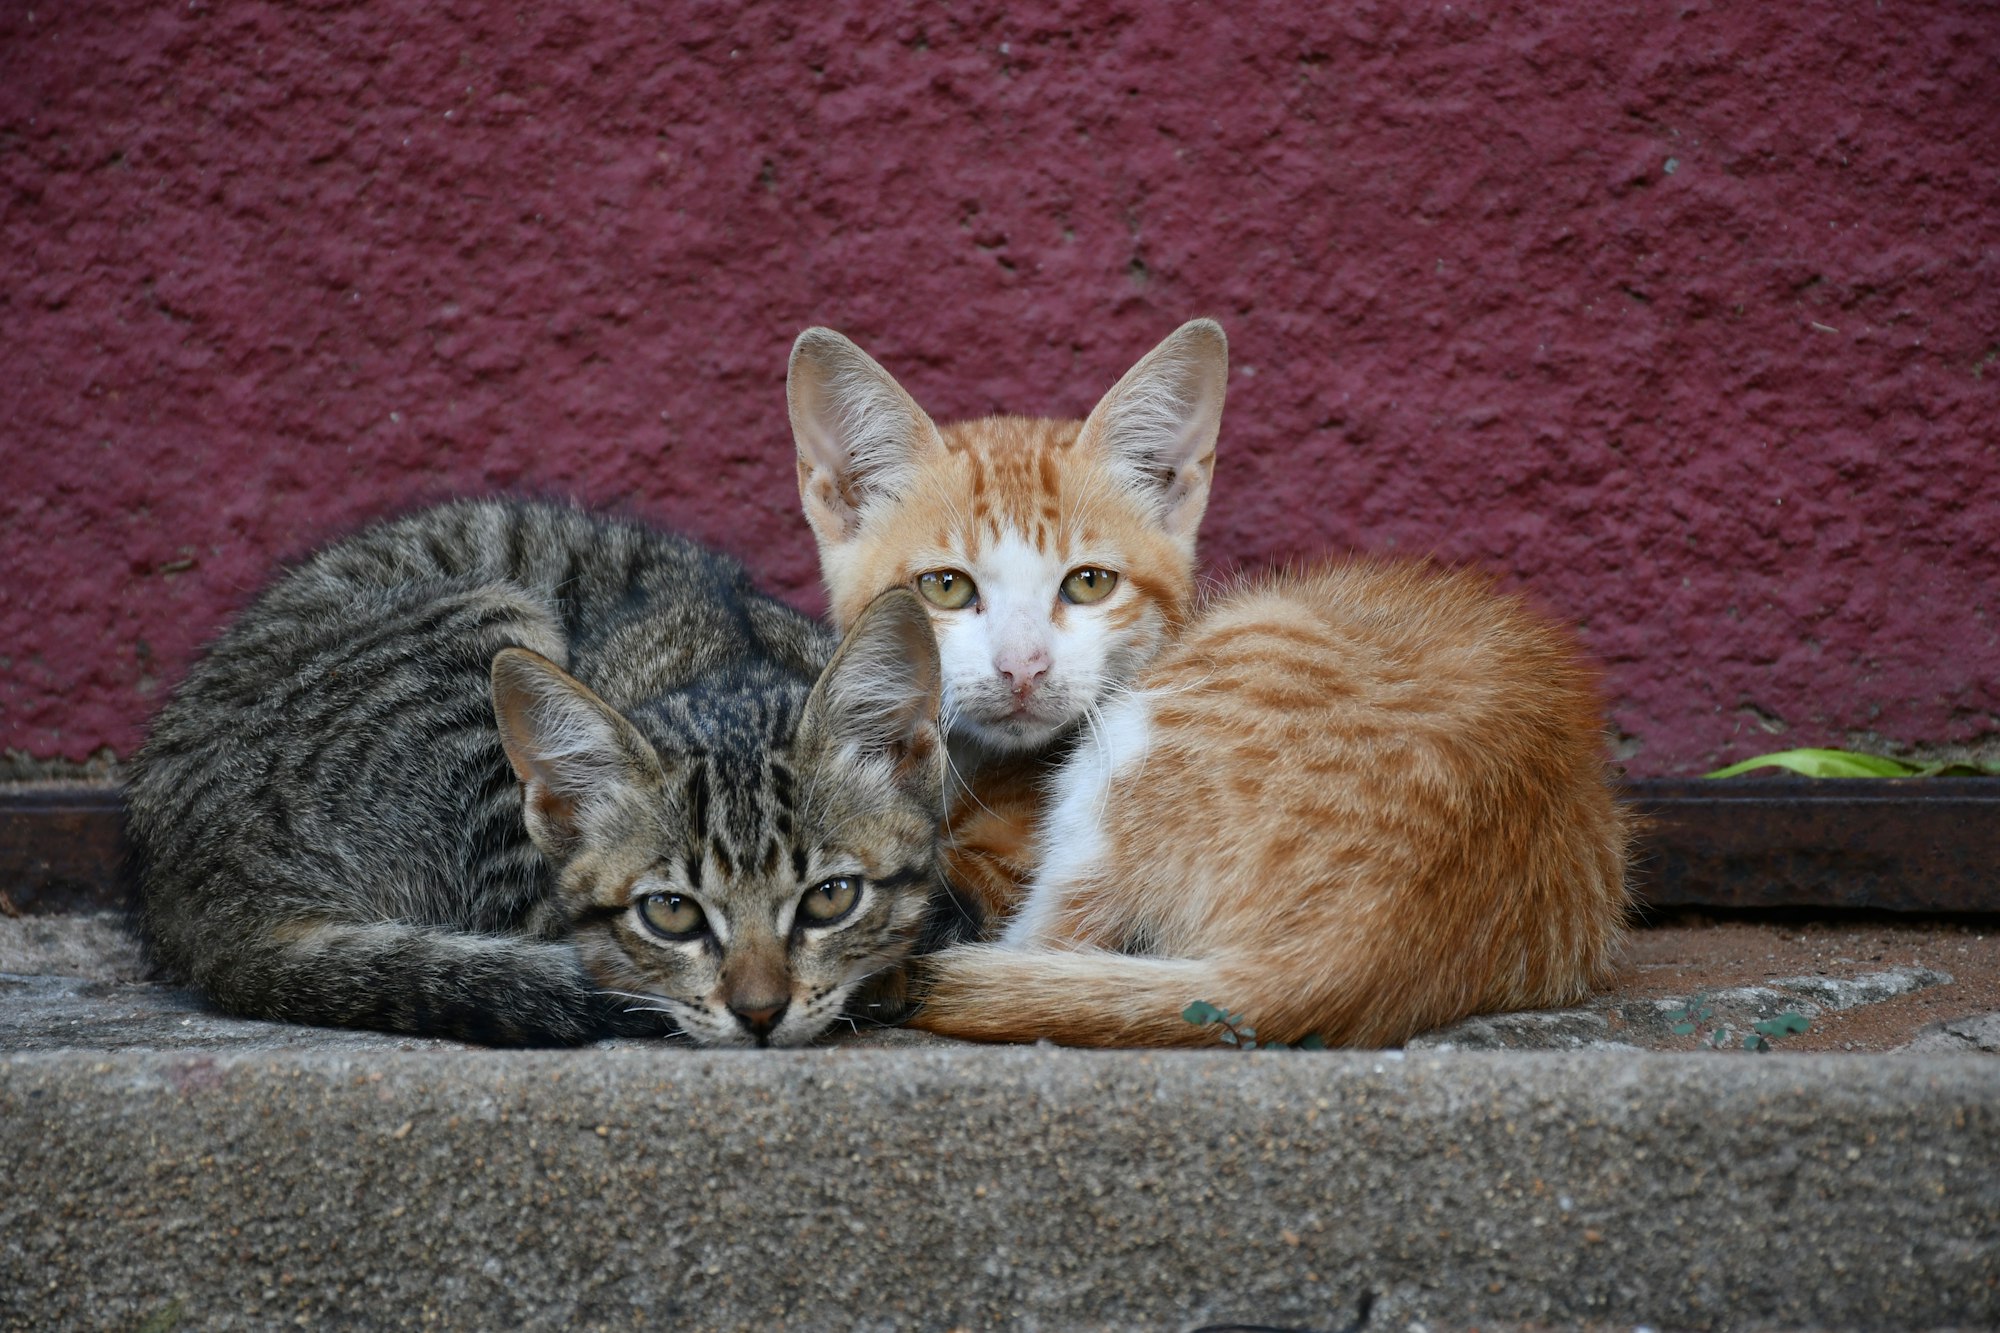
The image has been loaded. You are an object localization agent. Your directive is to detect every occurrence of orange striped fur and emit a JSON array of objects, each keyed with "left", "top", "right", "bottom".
[{"left": 788, "top": 321, "right": 1631, "bottom": 1048}]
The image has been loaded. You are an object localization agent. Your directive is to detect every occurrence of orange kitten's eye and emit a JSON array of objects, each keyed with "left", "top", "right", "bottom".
[
  {"left": 1060, "top": 568, "right": 1119, "bottom": 605},
  {"left": 638, "top": 892, "right": 707, "bottom": 940},
  {"left": 799, "top": 876, "right": 861, "bottom": 925},
  {"left": 916, "top": 569, "right": 977, "bottom": 610}
]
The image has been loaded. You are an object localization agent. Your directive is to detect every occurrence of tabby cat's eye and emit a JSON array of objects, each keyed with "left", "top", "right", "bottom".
[
  {"left": 799, "top": 876, "right": 861, "bottom": 925},
  {"left": 916, "top": 569, "right": 977, "bottom": 610},
  {"left": 1060, "top": 567, "right": 1119, "bottom": 605},
  {"left": 638, "top": 891, "right": 707, "bottom": 939}
]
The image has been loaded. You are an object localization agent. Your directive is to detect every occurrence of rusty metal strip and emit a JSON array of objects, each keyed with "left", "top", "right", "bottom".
[
  {"left": 1622, "top": 777, "right": 2000, "bottom": 914},
  {"left": 0, "top": 786, "right": 129, "bottom": 915},
  {"left": 2, "top": 781, "right": 1996, "bottom": 916}
]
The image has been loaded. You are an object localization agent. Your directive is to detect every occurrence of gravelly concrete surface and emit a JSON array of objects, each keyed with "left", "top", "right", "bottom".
[
  {"left": 7, "top": 915, "right": 1994, "bottom": 1059},
  {"left": 5, "top": 1046, "right": 1997, "bottom": 1332},
  {"left": 1905, "top": 1012, "right": 2000, "bottom": 1055},
  {"left": 0, "top": 911, "right": 151, "bottom": 983},
  {"left": 4, "top": 917, "right": 2000, "bottom": 1330},
  {"left": 1412, "top": 966, "right": 1958, "bottom": 1053}
]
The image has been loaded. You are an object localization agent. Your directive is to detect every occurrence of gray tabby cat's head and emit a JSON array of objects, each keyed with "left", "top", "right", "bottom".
[{"left": 491, "top": 590, "right": 945, "bottom": 1048}]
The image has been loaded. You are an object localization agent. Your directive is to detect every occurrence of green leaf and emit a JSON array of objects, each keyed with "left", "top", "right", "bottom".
[
  {"left": 1665, "top": 1007, "right": 1689, "bottom": 1023},
  {"left": 1236, "top": 1026, "right": 1256, "bottom": 1040},
  {"left": 1909, "top": 760, "right": 2000, "bottom": 777},
  {"left": 1705, "top": 748, "right": 1920, "bottom": 779},
  {"left": 1744, "top": 1033, "right": 1771, "bottom": 1052},
  {"left": 1241, "top": 1040, "right": 1258, "bottom": 1051},
  {"left": 1219, "top": 1030, "right": 1238, "bottom": 1045},
  {"left": 137, "top": 1301, "right": 187, "bottom": 1333},
  {"left": 1298, "top": 1035, "right": 1327, "bottom": 1051},
  {"left": 1754, "top": 1013, "right": 1810, "bottom": 1038},
  {"left": 1182, "top": 1001, "right": 1223, "bottom": 1026},
  {"left": 1671, "top": 1022, "right": 1696, "bottom": 1036}
]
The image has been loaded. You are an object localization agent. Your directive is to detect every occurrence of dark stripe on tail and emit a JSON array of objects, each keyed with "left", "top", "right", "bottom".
[{"left": 195, "top": 922, "right": 659, "bottom": 1048}]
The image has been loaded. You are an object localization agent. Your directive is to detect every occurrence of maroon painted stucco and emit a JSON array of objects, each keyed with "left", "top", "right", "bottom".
[{"left": 4, "top": 2, "right": 1996, "bottom": 775}]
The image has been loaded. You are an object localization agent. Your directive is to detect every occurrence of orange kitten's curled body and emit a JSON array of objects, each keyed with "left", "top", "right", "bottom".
[
  {"left": 788, "top": 319, "right": 1632, "bottom": 1048},
  {"left": 914, "top": 561, "right": 1631, "bottom": 1047}
]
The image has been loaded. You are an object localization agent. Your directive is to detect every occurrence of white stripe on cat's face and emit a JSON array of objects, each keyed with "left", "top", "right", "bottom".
[{"left": 931, "top": 533, "right": 1128, "bottom": 754}]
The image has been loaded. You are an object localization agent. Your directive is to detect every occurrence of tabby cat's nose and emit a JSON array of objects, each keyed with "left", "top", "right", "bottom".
[{"left": 730, "top": 999, "right": 789, "bottom": 1040}]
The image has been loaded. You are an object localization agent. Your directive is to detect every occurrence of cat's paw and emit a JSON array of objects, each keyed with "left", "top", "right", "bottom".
[
  {"left": 843, "top": 963, "right": 923, "bottom": 1027},
  {"left": 594, "top": 998, "right": 682, "bottom": 1041}
]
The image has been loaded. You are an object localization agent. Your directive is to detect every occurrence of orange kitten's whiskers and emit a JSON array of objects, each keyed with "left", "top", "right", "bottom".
[{"left": 938, "top": 734, "right": 1003, "bottom": 828}]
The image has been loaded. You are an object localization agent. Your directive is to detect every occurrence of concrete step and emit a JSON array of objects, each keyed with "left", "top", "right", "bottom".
[
  {"left": 3, "top": 1040, "right": 2000, "bottom": 1320},
  {"left": 6, "top": 1041, "right": 1997, "bottom": 1331},
  {"left": 2, "top": 913, "right": 1997, "bottom": 1330}
]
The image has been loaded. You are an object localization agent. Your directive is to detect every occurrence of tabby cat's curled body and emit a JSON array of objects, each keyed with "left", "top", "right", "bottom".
[
  {"left": 129, "top": 499, "right": 958, "bottom": 1047},
  {"left": 788, "top": 322, "right": 1632, "bottom": 1047}
]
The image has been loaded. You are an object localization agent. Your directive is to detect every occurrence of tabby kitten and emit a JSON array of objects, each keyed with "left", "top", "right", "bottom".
[
  {"left": 127, "top": 499, "right": 960, "bottom": 1048},
  {"left": 787, "top": 322, "right": 1631, "bottom": 1047}
]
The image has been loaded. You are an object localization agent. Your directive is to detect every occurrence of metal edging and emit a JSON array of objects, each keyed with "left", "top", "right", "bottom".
[{"left": 1, "top": 780, "right": 1996, "bottom": 917}]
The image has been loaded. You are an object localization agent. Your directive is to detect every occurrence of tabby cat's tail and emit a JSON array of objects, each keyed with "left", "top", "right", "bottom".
[
  {"left": 169, "top": 922, "right": 654, "bottom": 1047},
  {"left": 908, "top": 945, "right": 1371, "bottom": 1048}
]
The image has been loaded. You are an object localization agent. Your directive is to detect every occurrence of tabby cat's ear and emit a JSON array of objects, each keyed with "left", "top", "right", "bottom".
[
  {"left": 787, "top": 328, "right": 946, "bottom": 546},
  {"left": 490, "top": 648, "right": 663, "bottom": 858},
  {"left": 1077, "top": 318, "right": 1229, "bottom": 543},
  {"left": 799, "top": 588, "right": 944, "bottom": 799}
]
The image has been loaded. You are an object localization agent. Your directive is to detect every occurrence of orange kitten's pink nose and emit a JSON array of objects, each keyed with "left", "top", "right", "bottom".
[{"left": 996, "top": 649, "right": 1051, "bottom": 695}]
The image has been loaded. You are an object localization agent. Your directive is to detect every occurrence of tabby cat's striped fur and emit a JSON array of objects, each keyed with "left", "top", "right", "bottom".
[
  {"left": 788, "top": 322, "right": 1631, "bottom": 1048},
  {"left": 128, "top": 500, "right": 962, "bottom": 1047}
]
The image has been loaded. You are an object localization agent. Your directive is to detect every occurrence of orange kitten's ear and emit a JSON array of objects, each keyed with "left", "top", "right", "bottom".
[
  {"left": 1077, "top": 318, "right": 1229, "bottom": 543},
  {"left": 787, "top": 328, "right": 945, "bottom": 546}
]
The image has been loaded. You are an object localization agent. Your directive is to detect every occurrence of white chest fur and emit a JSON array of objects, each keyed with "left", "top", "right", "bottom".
[{"left": 998, "top": 689, "right": 1156, "bottom": 949}]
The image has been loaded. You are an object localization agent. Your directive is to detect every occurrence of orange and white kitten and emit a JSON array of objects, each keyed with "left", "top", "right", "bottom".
[{"left": 787, "top": 321, "right": 1631, "bottom": 1047}]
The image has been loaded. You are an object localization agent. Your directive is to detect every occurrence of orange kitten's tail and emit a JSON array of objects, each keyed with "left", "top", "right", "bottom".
[{"left": 909, "top": 945, "right": 1343, "bottom": 1049}]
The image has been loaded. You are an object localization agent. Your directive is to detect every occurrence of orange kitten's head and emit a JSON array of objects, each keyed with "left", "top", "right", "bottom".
[{"left": 788, "top": 321, "right": 1228, "bottom": 754}]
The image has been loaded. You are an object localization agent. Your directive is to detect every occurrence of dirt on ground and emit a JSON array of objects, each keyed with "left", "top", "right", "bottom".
[
  {"left": 1615, "top": 912, "right": 2000, "bottom": 1051},
  {"left": 2, "top": 906, "right": 1995, "bottom": 1054}
]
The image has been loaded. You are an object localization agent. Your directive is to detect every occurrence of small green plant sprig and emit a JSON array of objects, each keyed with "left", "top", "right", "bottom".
[
  {"left": 1665, "top": 992, "right": 1811, "bottom": 1052},
  {"left": 1706, "top": 747, "right": 1999, "bottom": 779},
  {"left": 1744, "top": 1012, "right": 1811, "bottom": 1051},
  {"left": 1182, "top": 1001, "right": 1327, "bottom": 1050}
]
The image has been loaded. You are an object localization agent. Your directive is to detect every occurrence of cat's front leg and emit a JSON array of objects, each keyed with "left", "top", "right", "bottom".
[
  {"left": 937, "top": 747, "right": 1067, "bottom": 932},
  {"left": 997, "top": 691, "right": 1154, "bottom": 950},
  {"left": 844, "top": 962, "right": 918, "bottom": 1026},
  {"left": 997, "top": 878, "right": 1123, "bottom": 951}
]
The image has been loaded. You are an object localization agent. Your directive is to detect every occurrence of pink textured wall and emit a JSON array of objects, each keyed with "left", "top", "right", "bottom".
[{"left": 4, "top": 2, "right": 1996, "bottom": 776}]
